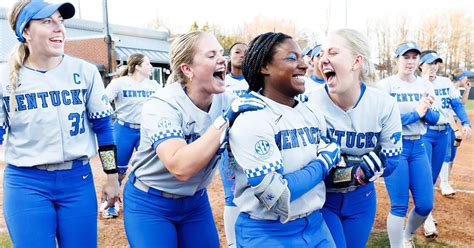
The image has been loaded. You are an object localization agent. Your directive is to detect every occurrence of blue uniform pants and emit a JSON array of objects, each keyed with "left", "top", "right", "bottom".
[
  {"left": 385, "top": 139, "right": 433, "bottom": 217},
  {"left": 423, "top": 128, "right": 448, "bottom": 184},
  {"left": 322, "top": 183, "right": 376, "bottom": 248},
  {"left": 114, "top": 120, "right": 140, "bottom": 173},
  {"left": 123, "top": 178, "right": 219, "bottom": 248},
  {"left": 235, "top": 210, "right": 335, "bottom": 248},
  {"left": 3, "top": 162, "right": 97, "bottom": 248},
  {"left": 444, "top": 126, "right": 458, "bottom": 163}
]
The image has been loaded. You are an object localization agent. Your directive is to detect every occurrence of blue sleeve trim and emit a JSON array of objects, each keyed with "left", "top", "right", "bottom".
[
  {"left": 151, "top": 135, "right": 185, "bottom": 151},
  {"left": 450, "top": 98, "right": 471, "bottom": 126},
  {"left": 381, "top": 154, "right": 400, "bottom": 177},
  {"left": 401, "top": 112, "right": 420, "bottom": 126},
  {"left": 284, "top": 160, "right": 326, "bottom": 202},
  {"left": 0, "top": 127, "right": 6, "bottom": 145},
  {"left": 423, "top": 109, "right": 440, "bottom": 125},
  {"left": 90, "top": 116, "right": 114, "bottom": 146},
  {"left": 245, "top": 160, "right": 283, "bottom": 179}
]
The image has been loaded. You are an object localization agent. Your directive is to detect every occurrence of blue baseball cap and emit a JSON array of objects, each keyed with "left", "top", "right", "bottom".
[
  {"left": 15, "top": 1, "right": 75, "bottom": 42},
  {"left": 310, "top": 44, "right": 322, "bottom": 59},
  {"left": 419, "top": 52, "right": 443, "bottom": 65},
  {"left": 394, "top": 42, "right": 421, "bottom": 57},
  {"left": 302, "top": 47, "right": 312, "bottom": 56},
  {"left": 454, "top": 71, "right": 474, "bottom": 81}
]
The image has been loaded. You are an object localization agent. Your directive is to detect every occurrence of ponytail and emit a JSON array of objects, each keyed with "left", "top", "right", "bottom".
[{"left": 8, "top": 43, "right": 29, "bottom": 113}]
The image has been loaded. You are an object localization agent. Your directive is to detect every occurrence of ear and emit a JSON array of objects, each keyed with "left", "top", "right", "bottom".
[
  {"left": 352, "top": 55, "right": 364, "bottom": 71},
  {"left": 260, "top": 64, "right": 270, "bottom": 76},
  {"left": 22, "top": 28, "right": 32, "bottom": 42},
  {"left": 179, "top": 63, "right": 193, "bottom": 80}
]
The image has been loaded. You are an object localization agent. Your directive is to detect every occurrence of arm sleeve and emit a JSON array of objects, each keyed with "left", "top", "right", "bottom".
[
  {"left": 423, "top": 108, "right": 440, "bottom": 125},
  {"left": 401, "top": 112, "right": 421, "bottom": 126},
  {"left": 90, "top": 116, "right": 114, "bottom": 146},
  {"left": 450, "top": 98, "right": 470, "bottom": 126},
  {"left": 379, "top": 99, "right": 403, "bottom": 177},
  {"left": 0, "top": 86, "right": 8, "bottom": 145},
  {"left": 283, "top": 159, "right": 326, "bottom": 201},
  {"left": 104, "top": 78, "right": 120, "bottom": 103}
]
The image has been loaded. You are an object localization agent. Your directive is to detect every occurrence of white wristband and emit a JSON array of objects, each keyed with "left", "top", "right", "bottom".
[{"left": 213, "top": 115, "right": 227, "bottom": 129}]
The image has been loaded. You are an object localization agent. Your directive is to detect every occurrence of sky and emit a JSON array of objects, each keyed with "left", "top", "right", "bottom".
[{"left": 1, "top": 0, "right": 473, "bottom": 38}]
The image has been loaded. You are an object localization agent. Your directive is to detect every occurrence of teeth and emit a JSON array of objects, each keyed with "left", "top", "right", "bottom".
[{"left": 323, "top": 69, "right": 334, "bottom": 74}]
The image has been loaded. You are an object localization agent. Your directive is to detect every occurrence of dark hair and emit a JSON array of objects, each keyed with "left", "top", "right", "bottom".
[
  {"left": 418, "top": 49, "right": 438, "bottom": 72},
  {"left": 242, "top": 32, "right": 291, "bottom": 92},
  {"left": 227, "top": 42, "right": 247, "bottom": 73}
]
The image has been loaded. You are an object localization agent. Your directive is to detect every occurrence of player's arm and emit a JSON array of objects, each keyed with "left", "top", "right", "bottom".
[
  {"left": 156, "top": 95, "right": 265, "bottom": 181},
  {"left": 104, "top": 78, "right": 119, "bottom": 103},
  {"left": 379, "top": 99, "right": 402, "bottom": 177},
  {"left": 0, "top": 87, "right": 7, "bottom": 145},
  {"left": 461, "top": 81, "right": 471, "bottom": 104}
]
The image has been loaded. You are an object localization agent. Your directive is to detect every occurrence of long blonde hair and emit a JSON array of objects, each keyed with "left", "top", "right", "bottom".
[
  {"left": 166, "top": 31, "right": 204, "bottom": 85},
  {"left": 333, "top": 29, "right": 378, "bottom": 85},
  {"left": 7, "top": 0, "right": 31, "bottom": 113}
]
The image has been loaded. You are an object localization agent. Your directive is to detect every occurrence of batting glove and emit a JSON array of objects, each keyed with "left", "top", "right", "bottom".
[
  {"left": 317, "top": 139, "right": 341, "bottom": 176},
  {"left": 214, "top": 93, "right": 266, "bottom": 129},
  {"left": 356, "top": 151, "right": 385, "bottom": 185}
]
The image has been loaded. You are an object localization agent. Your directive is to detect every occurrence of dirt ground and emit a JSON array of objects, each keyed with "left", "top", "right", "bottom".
[{"left": 1, "top": 113, "right": 473, "bottom": 247}]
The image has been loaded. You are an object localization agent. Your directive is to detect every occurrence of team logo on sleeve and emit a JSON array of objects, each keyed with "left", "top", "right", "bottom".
[
  {"left": 390, "top": 132, "right": 402, "bottom": 145},
  {"left": 101, "top": 94, "right": 110, "bottom": 106},
  {"left": 158, "top": 118, "right": 172, "bottom": 129},
  {"left": 254, "top": 140, "right": 273, "bottom": 159}
]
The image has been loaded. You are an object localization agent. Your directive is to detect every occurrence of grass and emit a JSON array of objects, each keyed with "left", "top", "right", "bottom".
[
  {"left": 367, "top": 231, "right": 454, "bottom": 248},
  {"left": 0, "top": 231, "right": 12, "bottom": 248},
  {"left": 465, "top": 100, "right": 474, "bottom": 110}
]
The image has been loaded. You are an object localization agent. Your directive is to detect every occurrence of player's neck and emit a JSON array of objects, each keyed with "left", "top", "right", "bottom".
[
  {"left": 130, "top": 73, "right": 146, "bottom": 83},
  {"left": 26, "top": 55, "right": 62, "bottom": 71},
  {"left": 328, "top": 85, "right": 360, "bottom": 111},
  {"left": 186, "top": 87, "right": 213, "bottom": 112},
  {"left": 230, "top": 67, "right": 243, "bottom": 78},
  {"left": 398, "top": 73, "right": 416, "bottom": 83}
]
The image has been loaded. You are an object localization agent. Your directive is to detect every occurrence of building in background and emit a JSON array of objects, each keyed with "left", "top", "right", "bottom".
[{"left": 0, "top": 7, "right": 170, "bottom": 86}]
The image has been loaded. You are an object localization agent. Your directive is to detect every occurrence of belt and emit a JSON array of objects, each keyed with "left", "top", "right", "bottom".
[
  {"left": 428, "top": 124, "right": 447, "bottom": 131},
  {"left": 36, "top": 159, "right": 89, "bottom": 171},
  {"left": 117, "top": 119, "right": 140, "bottom": 129},
  {"left": 131, "top": 174, "right": 194, "bottom": 199},
  {"left": 245, "top": 210, "right": 314, "bottom": 222},
  {"left": 326, "top": 185, "right": 359, "bottom": 193},
  {"left": 403, "top": 135, "right": 421, "bottom": 140}
]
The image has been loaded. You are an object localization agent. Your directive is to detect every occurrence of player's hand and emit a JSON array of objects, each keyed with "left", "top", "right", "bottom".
[
  {"left": 222, "top": 93, "right": 266, "bottom": 127},
  {"left": 317, "top": 138, "right": 341, "bottom": 174},
  {"left": 101, "top": 173, "right": 120, "bottom": 209},
  {"left": 465, "top": 81, "right": 471, "bottom": 91},
  {"left": 462, "top": 125, "right": 472, "bottom": 139},
  {"left": 356, "top": 151, "right": 385, "bottom": 185},
  {"left": 415, "top": 98, "right": 430, "bottom": 118}
]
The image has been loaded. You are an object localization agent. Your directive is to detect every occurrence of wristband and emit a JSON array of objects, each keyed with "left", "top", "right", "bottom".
[
  {"left": 98, "top": 145, "right": 118, "bottom": 174},
  {"left": 213, "top": 115, "right": 228, "bottom": 129}
]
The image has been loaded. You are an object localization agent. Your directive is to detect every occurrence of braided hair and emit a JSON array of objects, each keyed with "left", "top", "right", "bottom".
[{"left": 242, "top": 32, "right": 291, "bottom": 92}]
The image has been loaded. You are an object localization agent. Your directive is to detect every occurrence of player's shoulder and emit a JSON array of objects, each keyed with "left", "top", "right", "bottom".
[
  {"left": 364, "top": 86, "right": 397, "bottom": 106},
  {"left": 62, "top": 54, "right": 97, "bottom": 71}
]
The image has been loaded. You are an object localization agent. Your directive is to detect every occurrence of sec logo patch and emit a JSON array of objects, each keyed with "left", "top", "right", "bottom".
[
  {"left": 158, "top": 118, "right": 172, "bottom": 129},
  {"left": 254, "top": 140, "right": 273, "bottom": 159}
]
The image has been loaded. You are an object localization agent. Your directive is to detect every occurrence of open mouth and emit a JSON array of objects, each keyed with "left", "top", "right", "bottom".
[
  {"left": 323, "top": 69, "right": 336, "bottom": 81},
  {"left": 213, "top": 70, "right": 225, "bottom": 81},
  {"left": 50, "top": 37, "right": 63, "bottom": 44}
]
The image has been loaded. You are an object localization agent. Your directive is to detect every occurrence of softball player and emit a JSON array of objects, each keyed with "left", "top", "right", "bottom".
[
  {"left": 379, "top": 41, "right": 440, "bottom": 248},
  {"left": 122, "top": 31, "right": 265, "bottom": 248},
  {"left": 220, "top": 42, "right": 248, "bottom": 247},
  {"left": 229, "top": 32, "right": 339, "bottom": 247},
  {"left": 307, "top": 29, "right": 402, "bottom": 248},
  {"left": 1, "top": 1, "right": 120, "bottom": 247},
  {"left": 440, "top": 69, "right": 473, "bottom": 196},
  {"left": 418, "top": 50, "right": 471, "bottom": 238},
  {"left": 224, "top": 42, "right": 249, "bottom": 97},
  {"left": 103, "top": 53, "right": 160, "bottom": 218}
]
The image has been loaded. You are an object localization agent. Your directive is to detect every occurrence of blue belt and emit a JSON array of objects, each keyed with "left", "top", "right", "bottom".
[{"left": 117, "top": 119, "right": 140, "bottom": 129}]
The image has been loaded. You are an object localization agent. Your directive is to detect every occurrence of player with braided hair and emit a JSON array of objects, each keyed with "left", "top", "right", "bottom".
[
  {"left": 418, "top": 50, "right": 471, "bottom": 238},
  {"left": 307, "top": 28, "right": 402, "bottom": 248},
  {"left": 229, "top": 32, "right": 338, "bottom": 247},
  {"left": 1, "top": 1, "right": 119, "bottom": 247}
]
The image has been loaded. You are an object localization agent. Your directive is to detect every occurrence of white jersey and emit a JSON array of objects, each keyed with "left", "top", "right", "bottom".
[
  {"left": 105, "top": 76, "right": 161, "bottom": 124},
  {"left": 131, "top": 83, "right": 235, "bottom": 196},
  {"left": 229, "top": 94, "right": 327, "bottom": 221},
  {"left": 0, "top": 55, "right": 113, "bottom": 167},
  {"left": 225, "top": 74, "right": 248, "bottom": 97},
  {"left": 431, "top": 76, "right": 460, "bottom": 124},
  {"left": 307, "top": 85, "right": 402, "bottom": 159},
  {"left": 378, "top": 75, "right": 438, "bottom": 136},
  {"left": 304, "top": 76, "right": 324, "bottom": 95}
]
